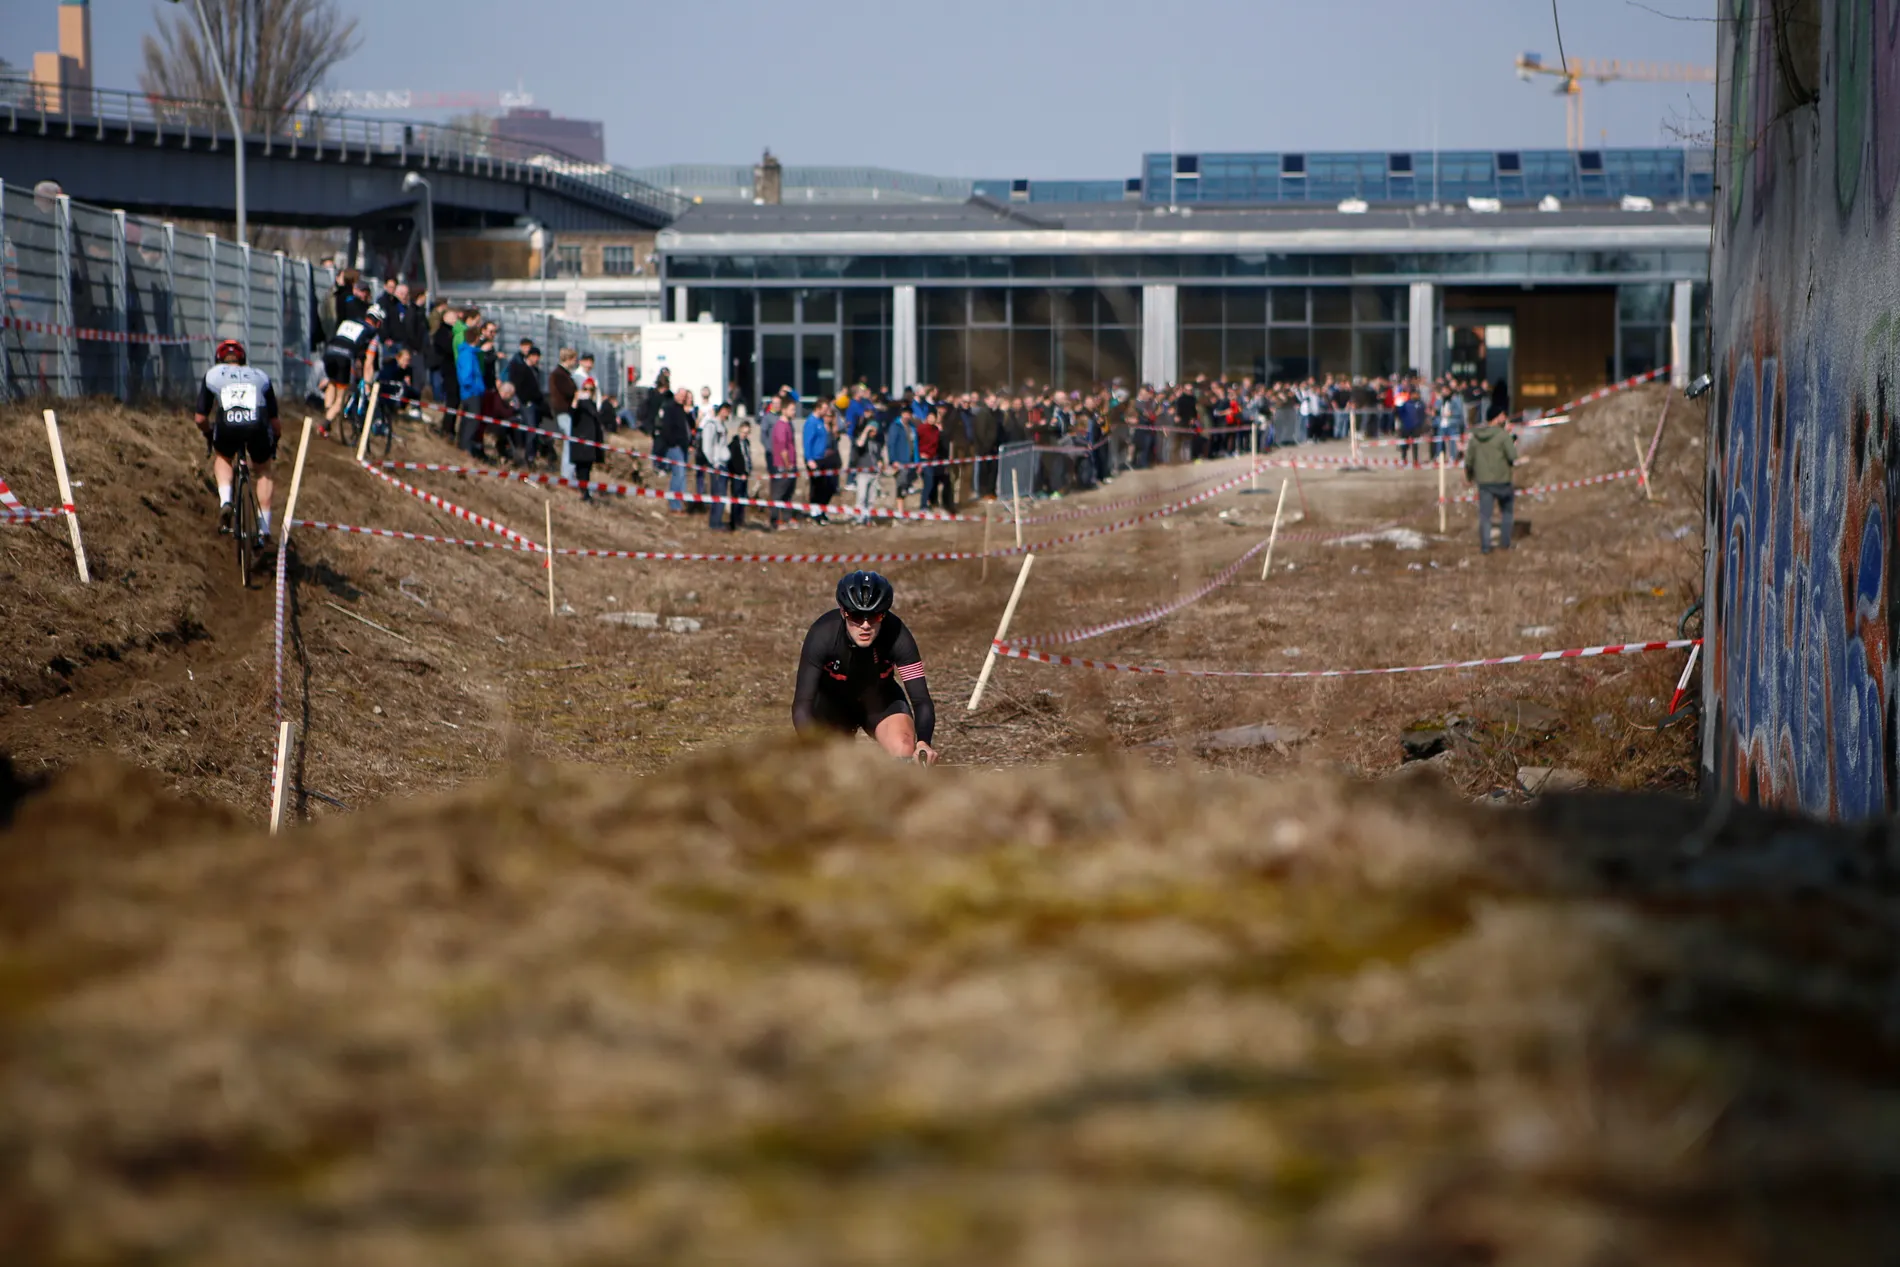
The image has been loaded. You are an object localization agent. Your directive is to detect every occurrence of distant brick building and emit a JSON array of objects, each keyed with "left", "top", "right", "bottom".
[{"left": 492, "top": 107, "right": 604, "bottom": 164}]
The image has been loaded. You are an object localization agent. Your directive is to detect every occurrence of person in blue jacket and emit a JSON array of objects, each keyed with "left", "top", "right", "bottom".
[
  {"left": 455, "top": 333, "right": 488, "bottom": 455},
  {"left": 802, "top": 401, "right": 840, "bottom": 523}
]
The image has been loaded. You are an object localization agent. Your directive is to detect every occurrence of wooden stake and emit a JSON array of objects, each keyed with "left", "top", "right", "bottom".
[
  {"left": 354, "top": 382, "right": 383, "bottom": 464},
  {"left": 981, "top": 499, "right": 993, "bottom": 581},
  {"left": 41, "top": 409, "right": 89, "bottom": 583},
  {"left": 269, "top": 721, "right": 294, "bottom": 835},
  {"left": 1633, "top": 434, "right": 1653, "bottom": 500},
  {"left": 1437, "top": 451, "right": 1448, "bottom": 533},
  {"left": 1260, "top": 479, "right": 1290, "bottom": 580},
  {"left": 1349, "top": 412, "right": 1361, "bottom": 466},
  {"left": 1250, "top": 421, "right": 1259, "bottom": 492},
  {"left": 966, "top": 552, "right": 1036, "bottom": 712},
  {"left": 1011, "top": 468, "right": 1024, "bottom": 548},
  {"left": 281, "top": 417, "right": 315, "bottom": 542},
  {"left": 544, "top": 498, "right": 556, "bottom": 616}
]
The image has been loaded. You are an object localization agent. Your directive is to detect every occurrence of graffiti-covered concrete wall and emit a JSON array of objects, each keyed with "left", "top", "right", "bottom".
[{"left": 1706, "top": 0, "right": 1900, "bottom": 817}]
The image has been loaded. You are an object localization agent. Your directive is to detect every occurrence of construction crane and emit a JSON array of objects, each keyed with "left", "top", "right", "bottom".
[
  {"left": 1515, "top": 53, "right": 1716, "bottom": 149},
  {"left": 301, "top": 88, "right": 535, "bottom": 114}
]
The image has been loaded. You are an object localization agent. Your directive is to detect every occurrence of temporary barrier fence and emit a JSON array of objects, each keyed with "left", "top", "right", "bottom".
[
  {"left": 1007, "top": 461, "right": 1249, "bottom": 526},
  {"left": 1008, "top": 537, "right": 1271, "bottom": 648},
  {"left": 292, "top": 519, "right": 533, "bottom": 550},
  {"left": 993, "top": 636, "right": 1703, "bottom": 681},
  {"left": 376, "top": 460, "right": 980, "bottom": 523},
  {"left": 1449, "top": 467, "right": 1642, "bottom": 503},
  {"left": 1, "top": 179, "right": 329, "bottom": 403}
]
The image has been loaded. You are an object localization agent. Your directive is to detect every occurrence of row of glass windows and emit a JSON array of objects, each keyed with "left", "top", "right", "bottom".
[
  {"left": 662, "top": 250, "right": 1710, "bottom": 283},
  {"left": 689, "top": 285, "right": 1407, "bottom": 331},
  {"left": 921, "top": 327, "right": 1139, "bottom": 394},
  {"left": 911, "top": 326, "right": 1406, "bottom": 393},
  {"left": 1181, "top": 328, "right": 1402, "bottom": 384}
]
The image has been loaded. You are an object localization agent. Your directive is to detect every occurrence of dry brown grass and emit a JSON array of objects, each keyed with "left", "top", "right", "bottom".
[{"left": 3, "top": 741, "right": 1898, "bottom": 1265}]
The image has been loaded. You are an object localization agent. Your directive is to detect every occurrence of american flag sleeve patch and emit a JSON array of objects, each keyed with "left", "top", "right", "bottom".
[{"left": 896, "top": 661, "right": 927, "bottom": 683}]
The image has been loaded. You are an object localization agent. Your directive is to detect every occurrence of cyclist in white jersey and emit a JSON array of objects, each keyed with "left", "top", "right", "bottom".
[{"left": 195, "top": 339, "right": 281, "bottom": 549}]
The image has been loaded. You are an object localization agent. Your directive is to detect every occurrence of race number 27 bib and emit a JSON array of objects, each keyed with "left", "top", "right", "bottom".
[{"left": 220, "top": 381, "right": 259, "bottom": 425}]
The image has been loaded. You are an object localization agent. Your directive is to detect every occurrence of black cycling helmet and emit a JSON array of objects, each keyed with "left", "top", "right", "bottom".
[{"left": 836, "top": 570, "right": 894, "bottom": 617}]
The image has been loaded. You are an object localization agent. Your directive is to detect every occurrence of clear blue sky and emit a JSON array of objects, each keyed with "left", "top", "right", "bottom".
[{"left": 13, "top": 0, "right": 1718, "bottom": 176}]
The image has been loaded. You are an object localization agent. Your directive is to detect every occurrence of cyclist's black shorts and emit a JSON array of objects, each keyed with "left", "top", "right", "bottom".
[
  {"left": 806, "top": 683, "right": 911, "bottom": 738},
  {"left": 322, "top": 350, "right": 355, "bottom": 385},
  {"left": 211, "top": 422, "right": 277, "bottom": 464}
]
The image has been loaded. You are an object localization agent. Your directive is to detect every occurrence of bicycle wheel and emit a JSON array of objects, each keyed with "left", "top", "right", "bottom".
[
  {"left": 372, "top": 404, "right": 395, "bottom": 460},
  {"left": 234, "top": 462, "right": 258, "bottom": 585}
]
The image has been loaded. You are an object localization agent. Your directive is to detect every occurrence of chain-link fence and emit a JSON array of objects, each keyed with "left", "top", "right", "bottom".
[{"left": 1, "top": 179, "right": 329, "bottom": 405}]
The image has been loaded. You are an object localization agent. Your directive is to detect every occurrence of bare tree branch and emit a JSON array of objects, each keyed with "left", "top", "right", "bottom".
[{"left": 140, "top": 0, "right": 361, "bottom": 132}]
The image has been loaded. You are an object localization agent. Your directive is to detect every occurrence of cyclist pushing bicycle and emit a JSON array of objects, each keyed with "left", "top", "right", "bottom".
[{"left": 792, "top": 570, "right": 939, "bottom": 764}]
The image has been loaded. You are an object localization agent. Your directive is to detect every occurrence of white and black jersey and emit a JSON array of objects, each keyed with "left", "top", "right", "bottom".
[{"left": 197, "top": 363, "right": 279, "bottom": 430}]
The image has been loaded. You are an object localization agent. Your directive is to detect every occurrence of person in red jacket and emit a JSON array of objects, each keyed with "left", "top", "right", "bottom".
[{"left": 916, "top": 408, "right": 943, "bottom": 509}]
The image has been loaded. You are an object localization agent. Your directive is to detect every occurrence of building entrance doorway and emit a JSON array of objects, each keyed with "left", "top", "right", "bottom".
[
  {"left": 1445, "top": 316, "right": 1513, "bottom": 395},
  {"left": 755, "top": 290, "right": 842, "bottom": 406}
]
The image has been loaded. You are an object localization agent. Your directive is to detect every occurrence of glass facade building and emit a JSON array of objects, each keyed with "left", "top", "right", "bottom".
[{"left": 657, "top": 196, "right": 1712, "bottom": 409}]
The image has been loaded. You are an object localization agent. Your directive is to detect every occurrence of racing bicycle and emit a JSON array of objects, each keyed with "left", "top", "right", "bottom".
[
  {"left": 228, "top": 444, "right": 261, "bottom": 587},
  {"left": 334, "top": 376, "right": 394, "bottom": 460}
]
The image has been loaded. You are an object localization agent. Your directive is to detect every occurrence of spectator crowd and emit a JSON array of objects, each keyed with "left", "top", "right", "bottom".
[{"left": 314, "top": 269, "right": 1514, "bottom": 533}]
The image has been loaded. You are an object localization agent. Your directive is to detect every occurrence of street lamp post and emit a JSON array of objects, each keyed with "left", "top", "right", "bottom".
[
  {"left": 401, "top": 171, "right": 439, "bottom": 299},
  {"left": 168, "top": 0, "right": 246, "bottom": 242},
  {"left": 529, "top": 224, "right": 549, "bottom": 314}
]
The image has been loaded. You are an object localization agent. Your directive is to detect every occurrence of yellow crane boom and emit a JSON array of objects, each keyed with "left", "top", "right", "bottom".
[{"left": 1515, "top": 53, "right": 1717, "bottom": 149}]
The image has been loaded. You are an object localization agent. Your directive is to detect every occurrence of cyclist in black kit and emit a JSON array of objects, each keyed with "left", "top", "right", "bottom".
[{"left": 793, "top": 570, "right": 939, "bottom": 764}]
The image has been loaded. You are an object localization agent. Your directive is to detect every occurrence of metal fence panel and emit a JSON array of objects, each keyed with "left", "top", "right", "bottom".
[
  {"left": 171, "top": 230, "right": 214, "bottom": 390},
  {"left": 1, "top": 185, "right": 62, "bottom": 399},
  {"left": 124, "top": 212, "right": 175, "bottom": 399},
  {"left": 69, "top": 200, "right": 122, "bottom": 396},
  {"left": 247, "top": 248, "right": 282, "bottom": 395}
]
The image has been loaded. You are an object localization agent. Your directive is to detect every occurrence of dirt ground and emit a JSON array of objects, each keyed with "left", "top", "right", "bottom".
[
  {"left": 11, "top": 388, "right": 1900, "bottom": 1266},
  {"left": 0, "top": 382, "right": 1703, "bottom": 821}
]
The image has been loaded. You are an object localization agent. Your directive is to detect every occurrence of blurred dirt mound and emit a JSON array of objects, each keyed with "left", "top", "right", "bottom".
[{"left": 4, "top": 739, "right": 1897, "bottom": 1266}]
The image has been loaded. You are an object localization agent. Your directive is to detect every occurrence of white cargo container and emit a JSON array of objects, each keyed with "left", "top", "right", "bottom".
[{"left": 635, "top": 322, "right": 728, "bottom": 404}]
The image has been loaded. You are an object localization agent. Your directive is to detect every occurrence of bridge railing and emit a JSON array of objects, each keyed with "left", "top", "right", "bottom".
[
  {"left": 0, "top": 76, "right": 686, "bottom": 226},
  {"left": 2, "top": 178, "right": 332, "bottom": 403}
]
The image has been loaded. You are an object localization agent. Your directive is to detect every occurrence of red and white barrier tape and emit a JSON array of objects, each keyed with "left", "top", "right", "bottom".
[
  {"left": 1449, "top": 468, "right": 1640, "bottom": 503},
  {"left": 0, "top": 475, "right": 72, "bottom": 521},
  {"left": 1011, "top": 538, "right": 1271, "bottom": 648},
  {"left": 0, "top": 315, "right": 212, "bottom": 345},
  {"left": 0, "top": 504, "right": 70, "bottom": 522},
  {"left": 994, "top": 636, "right": 1702, "bottom": 681},
  {"left": 1521, "top": 365, "right": 1669, "bottom": 422},
  {"left": 291, "top": 518, "right": 539, "bottom": 551},
  {"left": 332, "top": 450, "right": 1264, "bottom": 564},
  {"left": 357, "top": 461, "right": 538, "bottom": 548},
  {"left": 558, "top": 463, "right": 1271, "bottom": 563},
  {"left": 1324, "top": 414, "right": 1573, "bottom": 452},
  {"left": 273, "top": 534, "right": 289, "bottom": 725},
  {"left": 1668, "top": 641, "right": 1700, "bottom": 714},
  {"left": 1007, "top": 462, "right": 1248, "bottom": 526},
  {"left": 378, "top": 460, "right": 979, "bottom": 523}
]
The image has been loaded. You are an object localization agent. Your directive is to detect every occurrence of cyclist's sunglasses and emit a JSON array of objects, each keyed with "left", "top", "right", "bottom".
[{"left": 841, "top": 609, "right": 884, "bottom": 628}]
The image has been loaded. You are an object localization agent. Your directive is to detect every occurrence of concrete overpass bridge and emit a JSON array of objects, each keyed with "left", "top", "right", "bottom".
[{"left": 0, "top": 79, "right": 680, "bottom": 237}]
